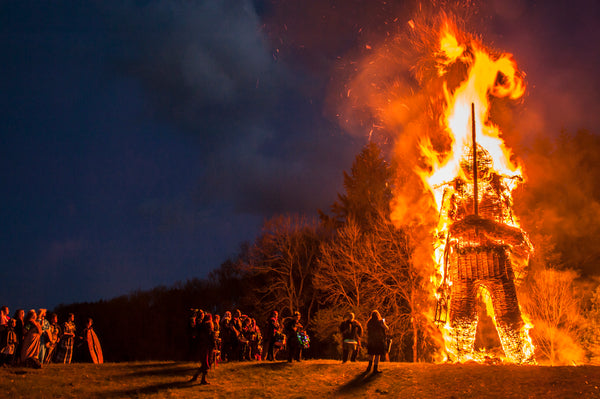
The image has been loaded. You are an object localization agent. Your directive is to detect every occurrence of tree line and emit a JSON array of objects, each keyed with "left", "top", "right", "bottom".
[{"left": 56, "top": 136, "right": 600, "bottom": 364}]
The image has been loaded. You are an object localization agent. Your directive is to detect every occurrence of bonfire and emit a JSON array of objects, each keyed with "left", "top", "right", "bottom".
[{"left": 423, "top": 22, "right": 535, "bottom": 363}]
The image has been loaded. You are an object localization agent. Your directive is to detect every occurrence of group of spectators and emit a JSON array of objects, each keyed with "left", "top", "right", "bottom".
[
  {"left": 187, "top": 306, "right": 391, "bottom": 385},
  {"left": 187, "top": 308, "right": 309, "bottom": 384},
  {"left": 0, "top": 305, "right": 95, "bottom": 368}
]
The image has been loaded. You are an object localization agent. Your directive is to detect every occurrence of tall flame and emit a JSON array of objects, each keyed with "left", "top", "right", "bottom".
[
  {"left": 419, "top": 22, "right": 534, "bottom": 364},
  {"left": 423, "top": 23, "right": 525, "bottom": 211},
  {"left": 337, "top": 12, "right": 535, "bottom": 363}
]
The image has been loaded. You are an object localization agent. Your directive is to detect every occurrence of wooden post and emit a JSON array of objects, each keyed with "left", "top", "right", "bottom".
[{"left": 472, "top": 102, "right": 478, "bottom": 216}]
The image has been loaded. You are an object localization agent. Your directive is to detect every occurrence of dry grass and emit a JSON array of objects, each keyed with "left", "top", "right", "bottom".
[{"left": 1, "top": 360, "right": 599, "bottom": 398}]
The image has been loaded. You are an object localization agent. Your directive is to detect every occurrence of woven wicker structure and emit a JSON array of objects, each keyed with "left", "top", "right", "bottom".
[{"left": 438, "top": 152, "right": 533, "bottom": 362}]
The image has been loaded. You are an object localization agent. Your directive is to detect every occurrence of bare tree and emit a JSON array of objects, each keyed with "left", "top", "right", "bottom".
[
  {"left": 314, "top": 215, "right": 434, "bottom": 361},
  {"left": 314, "top": 219, "right": 366, "bottom": 312},
  {"left": 244, "top": 214, "right": 321, "bottom": 324}
]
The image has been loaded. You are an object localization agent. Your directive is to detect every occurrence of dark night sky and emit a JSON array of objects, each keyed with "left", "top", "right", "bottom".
[{"left": 1, "top": 0, "right": 599, "bottom": 310}]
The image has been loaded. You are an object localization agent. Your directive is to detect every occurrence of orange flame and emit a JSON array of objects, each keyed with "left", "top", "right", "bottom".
[
  {"left": 337, "top": 13, "right": 535, "bottom": 363},
  {"left": 420, "top": 22, "right": 535, "bottom": 364},
  {"left": 423, "top": 23, "right": 525, "bottom": 211}
]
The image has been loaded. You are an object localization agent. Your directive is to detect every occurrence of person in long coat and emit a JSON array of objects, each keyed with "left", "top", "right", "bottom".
[
  {"left": 339, "top": 312, "right": 363, "bottom": 363},
  {"left": 0, "top": 318, "right": 18, "bottom": 365},
  {"left": 37, "top": 309, "right": 49, "bottom": 364},
  {"left": 12, "top": 309, "right": 25, "bottom": 364},
  {"left": 262, "top": 311, "right": 280, "bottom": 361},
  {"left": 283, "top": 311, "right": 303, "bottom": 362},
  {"left": 44, "top": 313, "right": 61, "bottom": 364},
  {"left": 190, "top": 314, "right": 215, "bottom": 385},
  {"left": 20, "top": 310, "right": 42, "bottom": 367},
  {"left": 365, "top": 310, "right": 388, "bottom": 373},
  {"left": 77, "top": 318, "right": 104, "bottom": 364},
  {"left": 54, "top": 313, "right": 76, "bottom": 364}
]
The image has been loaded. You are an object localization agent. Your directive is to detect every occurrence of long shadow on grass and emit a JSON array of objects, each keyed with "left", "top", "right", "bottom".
[
  {"left": 105, "top": 363, "right": 210, "bottom": 397},
  {"left": 115, "top": 363, "right": 197, "bottom": 379},
  {"left": 243, "top": 361, "right": 294, "bottom": 370},
  {"left": 104, "top": 380, "right": 199, "bottom": 397},
  {"left": 337, "top": 371, "right": 383, "bottom": 394},
  {"left": 123, "top": 362, "right": 176, "bottom": 369}
]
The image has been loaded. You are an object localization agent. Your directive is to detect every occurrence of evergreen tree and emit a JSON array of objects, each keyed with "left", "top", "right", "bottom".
[
  {"left": 321, "top": 141, "right": 394, "bottom": 230},
  {"left": 315, "top": 141, "right": 438, "bottom": 361}
]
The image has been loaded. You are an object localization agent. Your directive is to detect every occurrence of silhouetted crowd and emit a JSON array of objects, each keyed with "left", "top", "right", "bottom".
[
  {"left": 187, "top": 308, "right": 309, "bottom": 384},
  {"left": 186, "top": 307, "right": 391, "bottom": 384},
  {"left": 0, "top": 305, "right": 102, "bottom": 368}
]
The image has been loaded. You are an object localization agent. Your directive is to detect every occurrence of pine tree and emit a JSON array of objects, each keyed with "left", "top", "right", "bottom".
[{"left": 321, "top": 141, "right": 394, "bottom": 230}]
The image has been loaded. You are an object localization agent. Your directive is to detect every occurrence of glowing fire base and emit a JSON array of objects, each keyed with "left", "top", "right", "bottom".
[
  {"left": 443, "top": 275, "right": 535, "bottom": 364},
  {"left": 436, "top": 149, "right": 535, "bottom": 364}
]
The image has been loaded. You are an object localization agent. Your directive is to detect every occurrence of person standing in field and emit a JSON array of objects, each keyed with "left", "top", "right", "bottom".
[
  {"left": 0, "top": 306, "right": 9, "bottom": 329},
  {"left": 37, "top": 309, "right": 50, "bottom": 364},
  {"left": 190, "top": 313, "right": 215, "bottom": 385},
  {"left": 220, "top": 311, "right": 234, "bottom": 362},
  {"left": 44, "top": 313, "right": 60, "bottom": 364},
  {"left": 283, "top": 311, "right": 303, "bottom": 363},
  {"left": 213, "top": 314, "right": 221, "bottom": 341},
  {"left": 339, "top": 312, "right": 363, "bottom": 363},
  {"left": 365, "top": 310, "right": 388, "bottom": 373},
  {"left": 54, "top": 313, "right": 76, "bottom": 364},
  {"left": 20, "top": 309, "right": 42, "bottom": 368},
  {"left": 262, "top": 310, "right": 280, "bottom": 361},
  {"left": 0, "top": 318, "right": 18, "bottom": 365},
  {"left": 187, "top": 309, "right": 199, "bottom": 361},
  {"left": 77, "top": 317, "right": 103, "bottom": 364},
  {"left": 0, "top": 305, "right": 10, "bottom": 362},
  {"left": 212, "top": 314, "right": 221, "bottom": 364},
  {"left": 232, "top": 310, "right": 244, "bottom": 361},
  {"left": 12, "top": 309, "right": 25, "bottom": 364},
  {"left": 247, "top": 318, "right": 262, "bottom": 361}
]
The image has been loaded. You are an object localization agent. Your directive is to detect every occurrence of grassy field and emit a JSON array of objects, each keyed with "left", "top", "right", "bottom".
[{"left": 1, "top": 360, "right": 599, "bottom": 398}]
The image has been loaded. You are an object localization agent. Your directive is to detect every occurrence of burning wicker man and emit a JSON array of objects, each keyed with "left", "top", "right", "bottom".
[{"left": 435, "top": 144, "right": 534, "bottom": 363}]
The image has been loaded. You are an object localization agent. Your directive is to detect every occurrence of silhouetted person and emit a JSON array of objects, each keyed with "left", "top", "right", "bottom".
[
  {"left": 77, "top": 318, "right": 103, "bottom": 363},
  {"left": 187, "top": 309, "right": 199, "bottom": 360},
  {"left": 54, "top": 313, "right": 76, "bottom": 364},
  {"left": 212, "top": 314, "right": 221, "bottom": 364},
  {"left": 44, "top": 313, "right": 60, "bottom": 364},
  {"left": 283, "top": 311, "right": 303, "bottom": 362},
  {"left": 20, "top": 309, "right": 42, "bottom": 368},
  {"left": 12, "top": 309, "right": 24, "bottom": 364},
  {"left": 339, "top": 312, "right": 362, "bottom": 363},
  {"left": 0, "top": 318, "right": 17, "bottom": 365},
  {"left": 0, "top": 306, "right": 9, "bottom": 329},
  {"left": 190, "top": 314, "right": 215, "bottom": 385},
  {"left": 245, "top": 318, "right": 262, "bottom": 361},
  {"left": 366, "top": 310, "right": 388, "bottom": 373},
  {"left": 232, "top": 310, "right": 244, "bottom": 361},
  {"left": 37, "top": 309, "right": 49, "bottom": 364},
  {"left": 220, "top": 311, "right": 237, "bottom": 361},
  {"left": 263, "top": 311, "right": 280, "bottom": 361}
]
